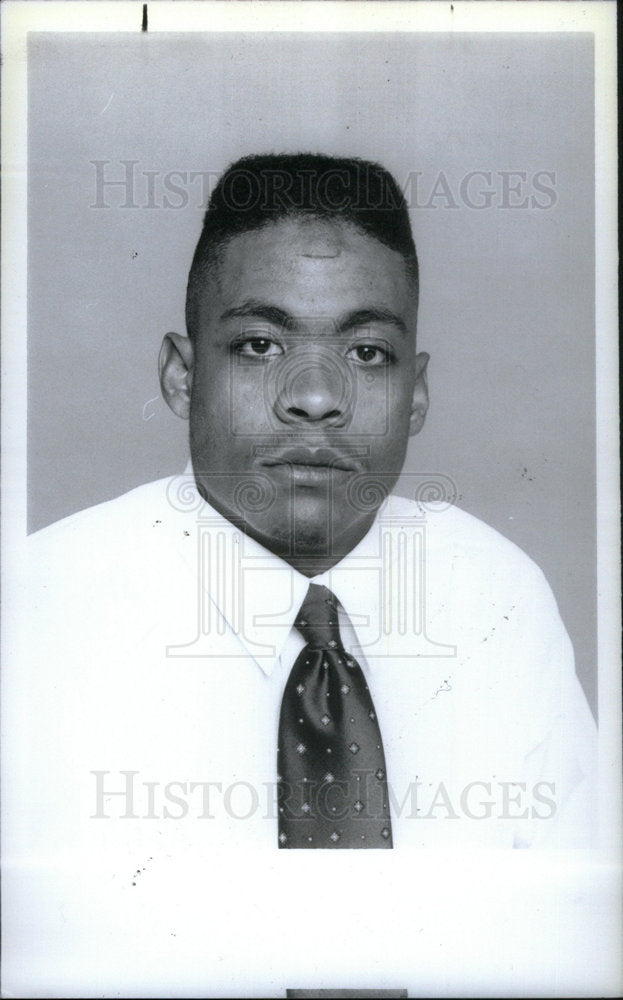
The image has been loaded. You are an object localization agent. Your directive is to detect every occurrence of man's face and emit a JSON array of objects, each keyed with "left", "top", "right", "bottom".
[{"left": 175, "top": 217, "right": 428, "bottom": 569}]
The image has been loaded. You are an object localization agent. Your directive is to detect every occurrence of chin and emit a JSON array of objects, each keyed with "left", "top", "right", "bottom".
[
  {"left": 247, "top": 512, "right": 329, "bottom": 558},
  {"left": 259, "top": 503, "right": 373, "bottom": 563}
]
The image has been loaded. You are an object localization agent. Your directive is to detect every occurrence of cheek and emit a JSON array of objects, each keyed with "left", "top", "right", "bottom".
[
  {"left": 230, "top": 372, "right": 274, "bottom": 437},
  {"left": 190, "top": 374, "right": 229, "bottom": 451},
  {"left": 191, "top": 372, "right": 270, "bottom": 463},
  {"left": 355, "top": 373, "right": 413, "bottom": 436}
]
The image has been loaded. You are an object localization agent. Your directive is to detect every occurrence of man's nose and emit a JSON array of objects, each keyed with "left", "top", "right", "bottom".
[{"left": 272, "top": 350, "right": 354, "bottom": 427}]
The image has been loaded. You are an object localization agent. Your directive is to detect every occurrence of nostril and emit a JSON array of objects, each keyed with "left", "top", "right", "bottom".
[{"left": 286, "top": 406, "right": 343, "bottom": 422}]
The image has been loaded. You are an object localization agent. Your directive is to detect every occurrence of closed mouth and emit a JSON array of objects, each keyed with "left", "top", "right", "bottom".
[{"left": 259, "top": 448, "right": 361, "bottom": 472}]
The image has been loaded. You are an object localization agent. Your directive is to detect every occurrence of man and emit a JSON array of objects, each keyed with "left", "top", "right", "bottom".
[
  {"left": 153, "top": 153, "right": 596, "bottom": 850},
  {"left": 4, "top": 153, "right": 597, "bottom": 991}
]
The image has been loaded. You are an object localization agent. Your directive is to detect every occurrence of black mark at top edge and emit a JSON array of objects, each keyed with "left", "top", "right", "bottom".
[{"left": 142, "top": 4, "right": 148, "bottom": 32}]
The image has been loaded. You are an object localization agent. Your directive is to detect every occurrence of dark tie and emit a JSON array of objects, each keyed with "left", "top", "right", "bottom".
[{"left": 277, "top": 584, "right": 393, "bottom": 849}]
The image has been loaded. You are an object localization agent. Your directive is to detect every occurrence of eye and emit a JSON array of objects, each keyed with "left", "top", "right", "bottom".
[
  {"left": 234, "top": 337, "right": 284, "bottom": 358},
  {"left": 346, "top": 344, "right": 391, "bottom": 366}
]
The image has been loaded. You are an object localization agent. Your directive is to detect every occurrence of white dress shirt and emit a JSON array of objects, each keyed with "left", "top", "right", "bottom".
[{"left": 2, "top": 471, "right": 599, "bottom": 996}]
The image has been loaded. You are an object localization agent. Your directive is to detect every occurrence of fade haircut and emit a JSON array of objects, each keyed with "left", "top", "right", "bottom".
[{"left": 185, "top": 152, "right": 418, "bottom": 339}]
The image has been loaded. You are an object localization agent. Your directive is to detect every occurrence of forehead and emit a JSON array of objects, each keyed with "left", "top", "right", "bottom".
[{"left": 203, "top": 217, "right": 415, "bottom": 323}]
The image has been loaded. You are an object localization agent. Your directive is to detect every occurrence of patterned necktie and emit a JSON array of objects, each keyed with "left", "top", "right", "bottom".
[{"left": 277, "top": 584, "right": 393, "bottom": 849}]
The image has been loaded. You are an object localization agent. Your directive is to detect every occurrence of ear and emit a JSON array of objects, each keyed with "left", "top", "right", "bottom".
[
  {"left": 158, "top": 332, "right": 194, "bottom": 420},
  {"left": 409, "top": 352, "right": 430, "bottom": 436}
]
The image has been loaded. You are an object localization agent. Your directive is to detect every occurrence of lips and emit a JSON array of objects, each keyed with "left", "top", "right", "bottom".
[{"left": 259, "top": 447, "right": 361, "bottom": 472}]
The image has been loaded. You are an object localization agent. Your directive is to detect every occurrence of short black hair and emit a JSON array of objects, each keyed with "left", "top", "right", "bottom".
[{"left": 186, "top": 152, "right": 418, "bottom": 339}]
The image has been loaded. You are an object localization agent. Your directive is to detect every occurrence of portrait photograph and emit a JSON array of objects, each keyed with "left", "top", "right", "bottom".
[{"left": 1, "top": 2, "right": 620, "bottom": 997}]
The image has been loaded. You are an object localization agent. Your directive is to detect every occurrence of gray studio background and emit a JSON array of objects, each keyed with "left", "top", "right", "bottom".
[{"left": 27, "top": 32, "right": 596, "bottom": 714}]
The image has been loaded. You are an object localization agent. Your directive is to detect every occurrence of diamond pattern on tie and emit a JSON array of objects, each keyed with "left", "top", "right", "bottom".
[{"left": 277, "top": 584, "right": 393, "bottom": 849}]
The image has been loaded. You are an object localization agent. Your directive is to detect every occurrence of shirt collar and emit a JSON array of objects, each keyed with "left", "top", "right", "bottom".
[{"left": 179, "top": 463, "right": 388, "bottom": 676}]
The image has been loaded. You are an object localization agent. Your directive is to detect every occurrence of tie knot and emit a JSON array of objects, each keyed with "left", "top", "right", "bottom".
[{"left": 295, "top": 584, "right": 343, "bottom": 651}]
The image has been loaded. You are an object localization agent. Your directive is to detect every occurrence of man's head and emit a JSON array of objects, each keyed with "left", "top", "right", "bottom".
[{"left": 160, "top": 153, "right": 429, "bottom": 574}]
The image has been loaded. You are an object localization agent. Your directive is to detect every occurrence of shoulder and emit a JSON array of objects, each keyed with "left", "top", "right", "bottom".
[
  {"left": 25, "top": 476, "right": 206, "bottom": 638},
  {"left": 384, "top": 494, "right": 556, "bottom": 605},
  {"left": 385, "top": 493, "right": 537, "bottom": 560},
  {"left": 31, "top": 477, "right": 174, "bottom": 536},
  {"left": 28, "top": 476, "right": 186, "bottom": 574}
]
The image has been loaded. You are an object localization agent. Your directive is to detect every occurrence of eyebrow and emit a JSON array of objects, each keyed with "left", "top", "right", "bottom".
[
  {"left": 337, "top": 308, "right": 407, "bottom": 336},
  {"left": 220, "top": 300, "right": 298, "bottom": 331},
  {"left": 220, "top": 300, "right": 407, "bottom": 335}
]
